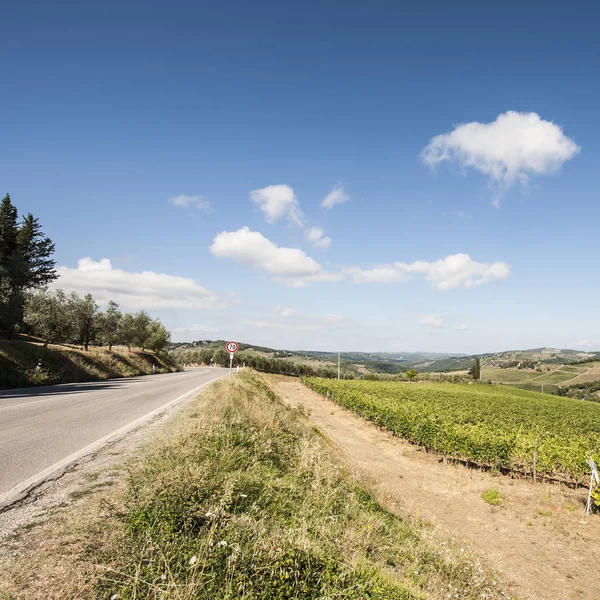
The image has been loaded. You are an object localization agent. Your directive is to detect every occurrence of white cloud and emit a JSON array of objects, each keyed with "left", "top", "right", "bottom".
[
  {"left": 275, "top": 306, "right": 297, "bottom": 318},
  {"left": 250, "top": 184, "right": 303, "bottom": 226},
  {"left": 306, "top": 226, "right": 332, "bottom": 249},
  {"left": 321, "top": 184, "right": 349, "bottom": 209},
  {"left": 454, "top": 210, "right": 472, "bottom": 219},
  {"left": 347, "top": 253, "right": 510, "bottom": 290},
  {"left": 169, "top": 195, "right": 212, "bottom": 212},
  {"left": 54, "top": 258, "right": 222, "bottom": 311},
  {"left": 210, "top": 227, "right": 334, "bottom": 287},
  {"left": 456, "top": 324, "right": 469, "bottom": 331},
  {"left": 345, "top": 265, "right": 409, "bottom": 284},
  {"left": 421, "top": 315, "right": 444, "bottom": 330},
  {"left": 210, "top": 230, "right": 509, "bottom": 290},
  {"left": 422, "top": 111, "right": 580, "bottom": 195},
  {"left": 250, "top": 184, "right": 335, "bottom": 247}
]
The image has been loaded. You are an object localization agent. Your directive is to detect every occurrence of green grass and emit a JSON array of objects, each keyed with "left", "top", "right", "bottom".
[
  {"left": 481, "top": 489, "right": 503, "bottom": 506},
  {"left": 0, "top": 339, "right": 179, "bottom": 389},
  {"left": 0, "top": 372, "right": 507, "bottom": 600},
  {"left": 532, "top": 371, "right": 578, "bottom": 385},
  {"left": 508, "top": 382, "right": 560, "bottom": 394},
  {"left": 480, "top": 368, "right": 539, "bottom": 383},
  {"left": 560, "top": 366, "right": 586, "bottom": 373},
  {"left": 303, "top": 378, "right": 600, "bottom": 482}
]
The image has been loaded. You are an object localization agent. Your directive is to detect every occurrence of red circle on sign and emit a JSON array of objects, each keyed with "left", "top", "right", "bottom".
[{"left": 226, "top": 341, "right": 239, "bottom": 353}]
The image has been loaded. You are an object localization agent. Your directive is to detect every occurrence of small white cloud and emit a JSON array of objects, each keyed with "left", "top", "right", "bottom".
[
  {"left": 325, "top": 314, "right": 345, "bottom": 323},
  {"left": 454, "top": 210, "right": 472, "bottom": 219},
  {"left": 169, "top": 195, "right": 212, "bottom": 212},
  {"left": 306, "top": 226, "right": 332, "bottom": 249},
  {"left": 420, "top": 315, "right": 444, "bottom": 330},
  {"left": 456, "top": 324, "right": 469, "bottom": 331},
  {"left": 54, "top": 258, "right": 222, "bottom": 311},
  {"left": 422, "top": 111, "right": 580, "bottom": 196},
  {"left": 274, "top": 306, "right": 297, "bottom": 318},
  {"left": 250, "top": 184, "right": 303, "bottom": 226},
  {"left": 321, "top": 184, "right": 349, "bottom": 209},
  {"left": 345, "top": 265, "right": 409, "bottom": 284},
  {"left": 347, "top": 253, "right": 510, "bottom": 290}
]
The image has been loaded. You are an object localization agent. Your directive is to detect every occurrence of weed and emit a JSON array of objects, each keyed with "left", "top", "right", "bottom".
[{"left": 481, "top": 488, "right": 503, "bottom": 506}]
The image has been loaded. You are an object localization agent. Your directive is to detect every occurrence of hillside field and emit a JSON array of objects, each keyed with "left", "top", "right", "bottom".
[
  {"left": 303, "top": 378, "right": 600, "bottom": 482},
  {"left": 480, "top": 363, "right": 600, "bottom": 393}
]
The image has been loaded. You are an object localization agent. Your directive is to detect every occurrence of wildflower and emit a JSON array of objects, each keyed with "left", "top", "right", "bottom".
[
  {"left": 217, "top": 540, "right": 228, "bottom": 547},
  {"left": 161, "top": 574, "right": 167, "bottom": 581},
  {"left": 189, "top": 555, "right": 198, "bottom": 566}
]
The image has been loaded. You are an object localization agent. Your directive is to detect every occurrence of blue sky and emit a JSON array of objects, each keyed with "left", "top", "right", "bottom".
[{"left": 2, "top": 1, "right": 599, "bottom": 353}]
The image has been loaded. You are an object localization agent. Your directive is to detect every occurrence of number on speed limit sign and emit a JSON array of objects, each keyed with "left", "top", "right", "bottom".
[{"left": 226, "top": 341, "right": 239, "bottom": 353}]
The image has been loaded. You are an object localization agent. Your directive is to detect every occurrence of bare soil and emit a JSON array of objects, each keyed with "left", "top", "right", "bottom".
[{"left": 270, "top": 376, "right": 600, "bottom": 600}]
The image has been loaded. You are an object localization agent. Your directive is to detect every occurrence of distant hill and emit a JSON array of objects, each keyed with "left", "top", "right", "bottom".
[{"left": 167, "top": 340, "right": 599, "bottom": 376}]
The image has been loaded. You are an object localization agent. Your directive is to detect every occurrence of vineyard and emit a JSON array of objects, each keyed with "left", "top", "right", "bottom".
[{"left": 303, "top": 378, "right": 600, "bottom": 483}]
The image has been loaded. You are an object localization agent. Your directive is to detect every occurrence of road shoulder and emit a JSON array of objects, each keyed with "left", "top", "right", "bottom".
[{"left": 0, "top": 381, "right": 200, "bottom": 550}]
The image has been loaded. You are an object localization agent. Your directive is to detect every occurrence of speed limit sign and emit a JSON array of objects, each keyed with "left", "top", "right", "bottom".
[{"left": 226, "top": 341, "right": 239, "bottom": 353}]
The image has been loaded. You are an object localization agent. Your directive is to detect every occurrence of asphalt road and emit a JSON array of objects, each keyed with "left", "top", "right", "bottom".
[{"left": 0, "top": 368, "right": 228, "bottom": 498}]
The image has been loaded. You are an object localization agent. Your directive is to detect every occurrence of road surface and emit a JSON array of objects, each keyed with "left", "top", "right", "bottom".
[{"left": 0, "top": 368, "right": 227, "bottom": 501}]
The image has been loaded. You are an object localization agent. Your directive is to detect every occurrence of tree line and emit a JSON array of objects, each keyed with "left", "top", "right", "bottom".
[
  {"left": 0, "top": 194, "right": 170, "bottom": 352},
  {"left": 24, "top": 290, "right": 170, "bottom": 352},
  {"left": 171, "top": 347, "right": 350, "bottom": 379}
]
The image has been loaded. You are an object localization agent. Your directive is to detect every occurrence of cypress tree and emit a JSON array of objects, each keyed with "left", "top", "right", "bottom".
[
  {"left": 0, "top": 194, "right": 57, "bottom": 336},
  {"left": 17, "top": 213, "right": 57, "bottom": 288},
  {"left": 468, "top": 357, "right": 481, "bottom": 380},
  {"left": 0, "top": 194, "right": 19, "bottom": 334}
]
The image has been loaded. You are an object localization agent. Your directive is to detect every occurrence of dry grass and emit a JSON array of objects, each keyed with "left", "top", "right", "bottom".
[
  {"left": 0, "top": 339, "right": 179, "bottom": 389},
  {"left": 0, "top": 371, "right": 508, "bottom": 600}
]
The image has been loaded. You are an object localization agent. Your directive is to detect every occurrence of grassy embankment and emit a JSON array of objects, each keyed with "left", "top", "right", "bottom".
[
  {"left": 0, "top": 338, "right": 180, "bottom": 389},
  {"left": 1, "top": 371, "right": 505, "bottom": 600},
  {"left": 304, "top": 378, "right": 600, "bottom": 484}
]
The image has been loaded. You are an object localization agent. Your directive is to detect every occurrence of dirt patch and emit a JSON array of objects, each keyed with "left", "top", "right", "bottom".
[{"left": 270, "top": 376, "right": 600, "bottom": 600}]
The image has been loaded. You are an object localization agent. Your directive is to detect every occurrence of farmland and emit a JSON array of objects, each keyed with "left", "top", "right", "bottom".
[
  {"left": 303, "top": 378, "right": 600, "bottom": 482},
  {"left": 480, "top": 368, "right": 540, "bottom": 383},
  {"left": 479, "top": 362, "right": 600, "bottom": 393}
]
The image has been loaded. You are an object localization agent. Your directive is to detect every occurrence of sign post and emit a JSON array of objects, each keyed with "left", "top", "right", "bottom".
[
  {"left": 585, "top": 457, "right": 599, "bottom": 517},
  {"left": 226, "top": 341, "right": 239, "bottom": 380}
]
